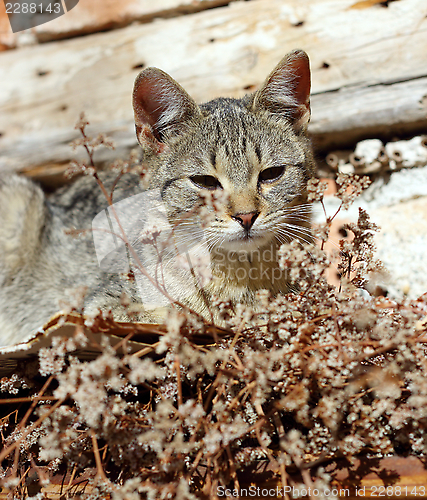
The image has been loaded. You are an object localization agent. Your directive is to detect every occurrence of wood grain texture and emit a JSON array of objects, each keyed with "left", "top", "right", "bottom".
[
  {"left": 0, "top": 0, "right": 426, "bottom": 175},
  {"left": 311, "top": 77, "right": 427, "bottom": 151},
  {"left": 0, "top": 0, "right": 233, "bottom": 48}
]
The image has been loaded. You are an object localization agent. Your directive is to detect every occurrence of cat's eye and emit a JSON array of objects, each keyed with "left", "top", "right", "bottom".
[
  {"left": 190, "top": 175, "right": 222, "bottom": 190},
  {"left": 258, "top": 166, "right": 285, "bottom": 184}
]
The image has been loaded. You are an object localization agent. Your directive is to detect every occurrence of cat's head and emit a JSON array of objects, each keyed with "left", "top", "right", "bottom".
[{"left": 132, "top": 50, "right": 315, "bottom": 254}]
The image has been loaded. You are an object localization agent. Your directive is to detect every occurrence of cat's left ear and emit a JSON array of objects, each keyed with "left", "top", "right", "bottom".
[
  {"left": 251, "top": 49, "right": 311, "bottom": 132},
  {"left": 133, "top": 68, "right": 202, "bottom": 152}
]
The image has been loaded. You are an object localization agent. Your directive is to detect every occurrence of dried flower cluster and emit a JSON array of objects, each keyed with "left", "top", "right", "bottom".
[{"left": 1, "top": 122, "right": 427, "bottom": 499}]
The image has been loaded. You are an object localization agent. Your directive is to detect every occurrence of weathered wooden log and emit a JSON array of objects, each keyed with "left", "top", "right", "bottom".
[
  {"left": 0, "top": 0, "right": 234, "bottom": 48},
  {"left": 311, "top": 76, "right": 427, "bottom": 151}
]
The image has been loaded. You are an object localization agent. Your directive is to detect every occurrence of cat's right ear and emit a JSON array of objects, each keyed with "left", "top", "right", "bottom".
[
  {"left": 133, "top": 68, "right": 202, "bottom": 152},
  {"left": 251, "top": 49, "right": 311, "bottom": 133}
]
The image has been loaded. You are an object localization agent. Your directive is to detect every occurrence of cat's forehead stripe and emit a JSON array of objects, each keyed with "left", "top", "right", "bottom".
[
  {"left": 210, "top": 150, "right": 217, "bottom": 170},
  {"left": 255, "top": 145, "right": 262, "bottom": 163}
]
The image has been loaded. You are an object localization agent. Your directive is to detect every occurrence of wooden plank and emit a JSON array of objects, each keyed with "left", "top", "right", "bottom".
[
  {"left": 0, "top": 0, "right": 426, "bottom": 175},
  {"left": 311, "top": 76, "right": 427, "bottom": 151},
  {"left": 0, "top": 0, "right": 233, "bottom": 48}
]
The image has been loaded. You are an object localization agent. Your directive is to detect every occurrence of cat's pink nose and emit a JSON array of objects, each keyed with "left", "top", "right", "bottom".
[{"left": 232, "top": 212, "right": 259, "bottom": 231}]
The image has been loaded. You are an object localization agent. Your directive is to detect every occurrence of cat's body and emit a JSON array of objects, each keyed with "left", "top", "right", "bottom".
[{"left": 0, "top": 50, "right": 315, "bottom": 345}]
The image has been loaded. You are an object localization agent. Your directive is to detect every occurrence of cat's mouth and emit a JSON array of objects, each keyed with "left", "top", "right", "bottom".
[{"left": 220, "top": 231, "right": 272, "bottom": 253}]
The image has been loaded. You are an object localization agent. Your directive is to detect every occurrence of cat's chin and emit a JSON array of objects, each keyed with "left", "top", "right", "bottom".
[{"left": 218, "top": 234, "right": 273, "bottom": 253}]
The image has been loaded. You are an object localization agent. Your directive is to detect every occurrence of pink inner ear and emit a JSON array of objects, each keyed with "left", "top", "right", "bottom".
[
  {"left": 133, "top": 68, "right": 201, "bottom": 144},
  {"left": 133, "top": 78, "right": 168, "bottom": 132},
  {"left": 253, "top": 50, "right": 312, "bottom": 129},
  {"left": 288, "top": 55, "right": 311, "bottom": 109}
]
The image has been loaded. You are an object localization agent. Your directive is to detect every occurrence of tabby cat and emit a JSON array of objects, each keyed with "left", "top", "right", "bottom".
[{"left": 0, "top": 49, "right": 315, "bottom": 345}]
